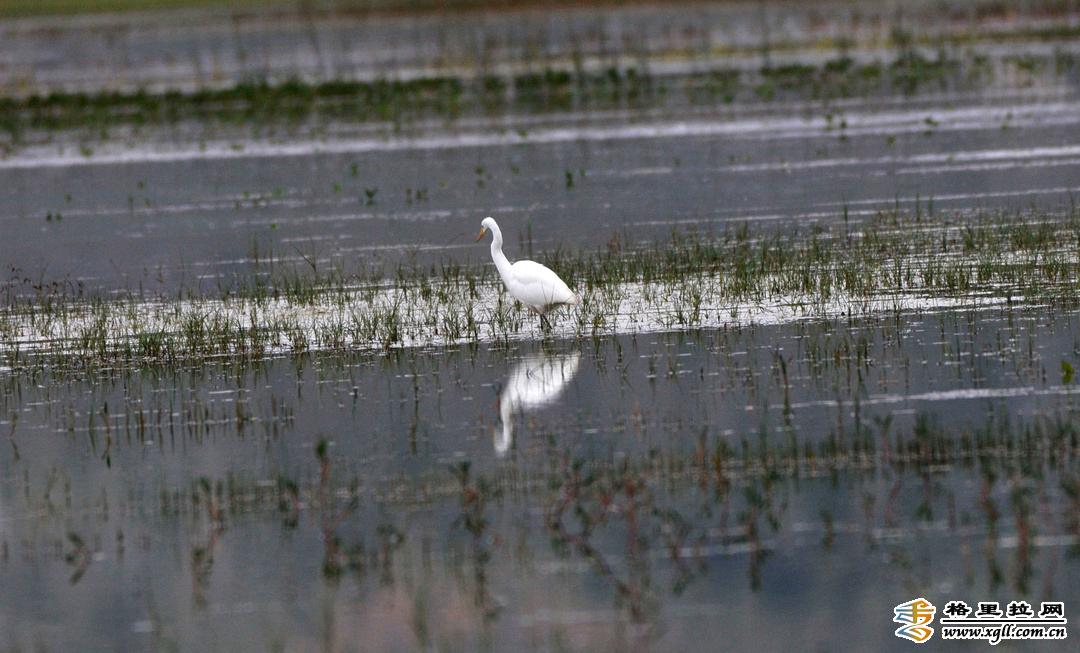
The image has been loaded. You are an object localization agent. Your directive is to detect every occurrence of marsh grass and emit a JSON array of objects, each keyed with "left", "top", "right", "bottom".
[
  {"left": 1, "top": 45, "right": 1074, "bottom": 150},
  {"left": 66, "top": 407, "right": 1080, "bottom": 605},
  {"left": 4, "top": 300, "right": 1077, "bottom": 622},
  {"left": 2, "top": 206, "right": 1079, "bottom": 371}
]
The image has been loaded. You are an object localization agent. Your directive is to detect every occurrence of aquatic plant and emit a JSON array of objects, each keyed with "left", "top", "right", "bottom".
[{"left": 3, "top": 207, "right": 1078, "bottom": 371}]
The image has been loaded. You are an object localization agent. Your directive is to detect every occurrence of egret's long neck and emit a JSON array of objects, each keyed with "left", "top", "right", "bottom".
[{"left": 488, "top": 224, "right": 513, "bottom": 282}]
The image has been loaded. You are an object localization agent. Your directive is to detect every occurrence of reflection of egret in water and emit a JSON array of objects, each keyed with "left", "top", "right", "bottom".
[{"left": 496, "top": 351, "right": 581, "bottom": 456}]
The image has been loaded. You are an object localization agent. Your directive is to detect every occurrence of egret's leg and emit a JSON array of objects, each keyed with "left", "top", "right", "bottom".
[{"left": 539, "top": 313, "right": 551, "bottom": 332}]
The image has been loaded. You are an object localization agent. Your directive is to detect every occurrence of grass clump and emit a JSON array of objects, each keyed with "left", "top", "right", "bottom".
[{"left": 2, "top": 206, "right": 1080, "bottom": 371}]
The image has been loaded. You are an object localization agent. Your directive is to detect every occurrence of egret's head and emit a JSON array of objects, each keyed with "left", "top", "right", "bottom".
[{"left": 475, "top": 216, "right": 497, "bottom": 242}]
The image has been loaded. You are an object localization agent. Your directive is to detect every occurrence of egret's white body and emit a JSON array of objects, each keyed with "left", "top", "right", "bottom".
[
  {"left": 475, "top": 217, "right": 578, "bottom": 318},
  {"left": 495, "top": 352, "right": 581, "bottom": 456}
]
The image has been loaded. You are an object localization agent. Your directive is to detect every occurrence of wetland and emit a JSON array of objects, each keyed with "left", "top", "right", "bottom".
[{"left": 2, "top": 1, "right": 1080, "bottom": 651}]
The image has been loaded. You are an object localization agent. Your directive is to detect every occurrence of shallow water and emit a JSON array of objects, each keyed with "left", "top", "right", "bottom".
[
  {"left": 3, "top": 3, "right": 1080, "bottom": 650},
  {"left": 4, "top": 0, "right": 1072, "bottom": 94},
  {"left": 5, "top": 9, "right": 1080, "bottom": 298},
  {"left": 2, "top": 83, "right": 1080, "bottom": 297},
  {"left": 1, "top": 306, "right": 1077, "bottom": 651}
]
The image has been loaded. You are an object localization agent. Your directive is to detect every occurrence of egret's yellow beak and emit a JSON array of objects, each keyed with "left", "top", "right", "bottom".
[{"left": 474, "top": 227, "right": 488, "bottom": 242}]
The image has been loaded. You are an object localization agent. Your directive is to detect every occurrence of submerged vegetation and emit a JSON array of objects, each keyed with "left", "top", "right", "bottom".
[
  {"left": 5, "top": 356, "right": 1079, "bottom": 629},
  {"left": 4, "top": 284, "right": 1077, "bottom": 645},
  {"left": 0, "top": 44, "right": 1075, "bottom": 151},
  {"left": 3, "top": 205, "right": 1079, "bottom": 371},
  {"left": 4, "top": 2, "right": 1080, "bottom": 648}
]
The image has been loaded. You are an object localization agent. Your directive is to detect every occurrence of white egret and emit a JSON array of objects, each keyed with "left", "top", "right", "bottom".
[
  {"left": 475, "top": 217, "right": 579, "bottom": 329},
  {"left": 495, "top": 351, "right": 581, "bottom": 456}
]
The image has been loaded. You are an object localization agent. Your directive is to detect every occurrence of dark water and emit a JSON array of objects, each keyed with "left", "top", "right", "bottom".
[
  {"left": 2, "top": 306, "right": 1077, "bottom": 651},
  {"left": 3, "top": 96, "right": 1080, "bottom": 296}
]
